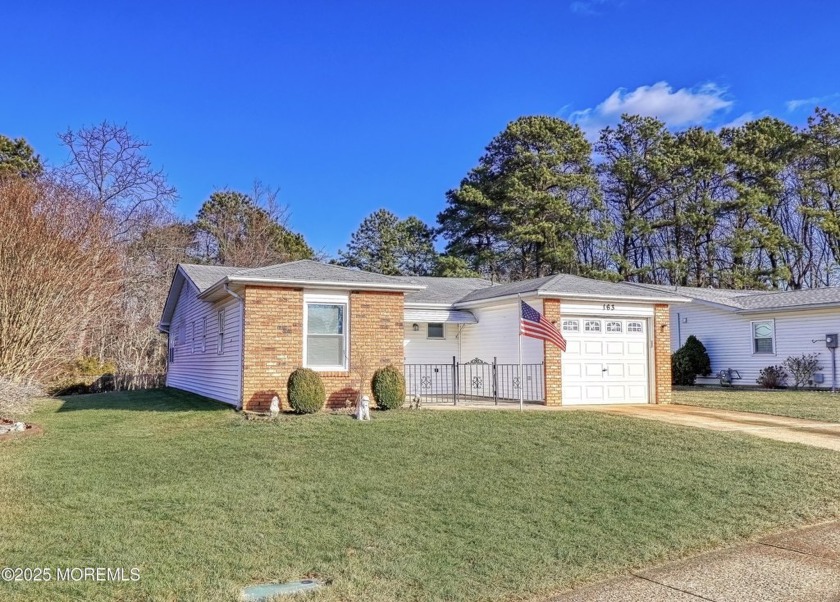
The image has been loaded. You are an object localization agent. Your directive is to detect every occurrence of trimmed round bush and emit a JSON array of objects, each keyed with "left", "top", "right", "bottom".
[
  {"left": 371, "top": 365, "right": 405, "bottom": 410},
  {"left": 671, "top": 335, "right": 712, "bottom": 386},
  {"left": 287, "top": 368, "right": 326, "bottom": 414}
]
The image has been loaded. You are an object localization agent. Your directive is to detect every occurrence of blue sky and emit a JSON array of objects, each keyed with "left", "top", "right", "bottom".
[{"left": 3, "top": 0, "right": 840, "bottom": 256}]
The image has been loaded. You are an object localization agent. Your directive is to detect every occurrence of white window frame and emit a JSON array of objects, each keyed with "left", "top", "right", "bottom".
[
  {"left": 605, "top": 320, "right": 622, "bottom": 333},
  {"left": 303, "top": 293, "right": 349, "bottom": 372},
  {"left": 584, "top": 319, "right": 601, "bottom": 333},
  {"left": 750, "top": 319, "right": 775, "bottom": 355},
  {"left": 562, "top": 319, "right": 579, "bottom": 333},
  {"left": 217, "top": 309, "right": 225, "bottom": 355},
  {"left": 191, "top": 320, "right": 198, "bottom": 353},
  {"left": 427, "top": 323, "right": 445, "bottom": 340},
  {"left": 627, "top": 321, "right": 644, "bottom": 333}
]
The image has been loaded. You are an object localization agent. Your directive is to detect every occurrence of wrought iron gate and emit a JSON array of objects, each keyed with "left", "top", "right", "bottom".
[{"left": 404, "top": 357, "right": 544, "bottom": 405}]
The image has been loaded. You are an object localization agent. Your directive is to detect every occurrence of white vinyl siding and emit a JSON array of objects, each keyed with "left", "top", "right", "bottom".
[
  {"left": 403, "top": 322, "right": 460, "bottom": 364},
  {"left": 459, "top": 300, "right": 544, "bottom": 365},
  {"left": 672, "top": 304, "right": 840, "bottom": 386},
  {"left": 165, "top": 280, "right": 242, "bottom": 406}
]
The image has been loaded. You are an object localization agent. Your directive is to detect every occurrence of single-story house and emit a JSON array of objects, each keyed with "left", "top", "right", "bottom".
[
  {"left": 633, "top": 285, "right": 840, "bottom": 388},
  {"left": 159, "top": 260, "right": 687, "bottom": 410}
]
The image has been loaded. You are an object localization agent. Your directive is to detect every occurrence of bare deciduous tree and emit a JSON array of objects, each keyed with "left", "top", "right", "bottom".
[
  {"left": 58, "top": 121, "right": 177, "bottom": 239},
  {"left": 0, "top": 176, "right": 120, "bottom": 383}
]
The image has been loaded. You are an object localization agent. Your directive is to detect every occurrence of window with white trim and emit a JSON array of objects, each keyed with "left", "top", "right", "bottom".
[
  {"left": 427, "top": 323, "right": 445, "bottom": 339},
  {"left": 202, "top": 317, "right": 207, "bottom": 353},
  {"left": 305, "top": 302, "right": 347, "bottom": 370},
  {"left": 606, "top": 321, "right": 622, "bottom": 333},
  {"left": 584, "top": 320, "right": 601, "bottom": 333},
  {"left": 217, "top": 309, "right": 225, "bottom": 354},
  {"left": 562, "top": 319, "right": 579, "bottom": 333},
  {"left": 751, "top": 320, "right": 774, "bottom": 354},
  {"left": 627, "top": 321, "right": 643, "bottom": 333}
]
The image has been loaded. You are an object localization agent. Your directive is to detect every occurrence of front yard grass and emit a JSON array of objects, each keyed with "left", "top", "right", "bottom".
[
  {"left": 675, "top": 387, "right": 840, "bottom": 423},
  {"left": 2, "top": 388, "right": 840, "bottom": 601}
]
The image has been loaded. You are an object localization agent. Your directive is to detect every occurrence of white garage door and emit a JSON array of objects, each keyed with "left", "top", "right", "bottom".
[{"left": 561, "top": 317, "right": 649, "bottom": 405}]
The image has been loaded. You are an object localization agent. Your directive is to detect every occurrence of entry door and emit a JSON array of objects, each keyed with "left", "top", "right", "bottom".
[{"left": 560, "top": 317, "right": 649, "bottom": 405}]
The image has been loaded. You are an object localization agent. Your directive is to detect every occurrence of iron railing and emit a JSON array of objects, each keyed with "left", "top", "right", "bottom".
[{"left": 404, "top": 357, "right": 544, "bottom": 405}]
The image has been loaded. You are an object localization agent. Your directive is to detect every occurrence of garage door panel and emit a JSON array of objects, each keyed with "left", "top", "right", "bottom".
[
  {"left": 606, "top": 386, "right": 625, "bottom": 400},
  {"left": 627, "top": 341, "right": 645, "bottom": 355},
  {"left": 561, "top": 316, "right": 650, "bottom": 406},
  {"left": 605, "top": 341, "right": 624, "bottom": 354},
  {"left": 627, "top": 363, "right": 646, "bottom": 377},
  {"left": 564, "top": 363, "right": 582, "bottom": 377},
  {"left": 585, "top": 363, "right": 605, "bottom": 377},
  {"left": 628, "top": 385, "right": 646, "bottom": 401},
  {"left": 564, "top": 385, "right": 583, "bottom": 402},
  {"left": 584, "top": 341, "right": 603, "bottom": 354},
  {"left": 585, "top": 385, "right": 604, "bottom": 401},
  {"left": 605, "top": 363, "right": 624, "bottom": 377}
]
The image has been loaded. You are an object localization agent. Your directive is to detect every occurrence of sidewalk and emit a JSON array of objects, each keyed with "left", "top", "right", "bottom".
[{"left": 551, "top": 521, "right": 840, "bottom": 602}]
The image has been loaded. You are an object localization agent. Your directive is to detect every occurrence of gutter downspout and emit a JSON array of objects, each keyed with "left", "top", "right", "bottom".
[{"left": 224, "top": 284, "right": 245, "bottom": 410}]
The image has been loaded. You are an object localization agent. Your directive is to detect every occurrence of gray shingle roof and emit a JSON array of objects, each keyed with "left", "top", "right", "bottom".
[
  {"left": 631, "top": 283, "right": 840, "bottom": 312},
  {"left": 396, "top": 276, "right": 494, "bottom": 304},
  {"left": 233, "top": 260, "right": 421, "bottom": 286},
  {"left": 736, "top": 287, "right": 840, "bottom": 311},
  {"left": 179, "top": 260, "right": 423, "bottom": 294},
  {"left": 179, "top": 265, "right": 242, "bottom": 294},
  {"left": 457, "top": 273, "right": 686, "bottom": 304}
]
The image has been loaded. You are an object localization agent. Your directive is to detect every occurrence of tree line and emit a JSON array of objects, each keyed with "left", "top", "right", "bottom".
[
  {"left": 3, "top": 107, "right": 839, "bottom": 390},
  {"left": 339, "top": 110, "right": 840, "bottom": 289}
]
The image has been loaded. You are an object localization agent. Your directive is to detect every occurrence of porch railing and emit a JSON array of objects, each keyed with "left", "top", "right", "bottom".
[{"left": 404, "top": 357, "right": 544, "bottom": 405}]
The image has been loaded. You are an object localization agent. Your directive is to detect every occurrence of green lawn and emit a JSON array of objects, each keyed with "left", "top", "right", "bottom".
[
  {"left": 2, "top": 389, "right": 840, "bottom": 602},
  {"left": 675, "top": 387, "right": 840, "bottom": 423}
]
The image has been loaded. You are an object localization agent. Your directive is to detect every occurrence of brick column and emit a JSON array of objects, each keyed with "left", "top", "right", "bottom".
[
  {"left": 543, "top": 298, "right": 562, "bottom": 406},
  {"left": 653, "top": 304, "right": 672, "bottom": 404}
]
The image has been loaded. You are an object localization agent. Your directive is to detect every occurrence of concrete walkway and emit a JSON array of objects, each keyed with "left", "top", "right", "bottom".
[
  {"left": 580, "top": 404, "right": 840, "bottom": 451},
  {"left": 551, "top": 521, "right": 840, "bottom": 601}
]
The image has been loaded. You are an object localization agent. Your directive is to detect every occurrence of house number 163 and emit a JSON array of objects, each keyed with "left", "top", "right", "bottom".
[{"left": 602, "top": 303, "right": 616, "bottom": 311}]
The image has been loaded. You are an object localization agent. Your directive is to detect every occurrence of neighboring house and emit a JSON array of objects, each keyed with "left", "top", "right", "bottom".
[
  {"left": 159, "top": 260, "right": 686, "bottom": 410},
  {"left": 635, "top": 285, "right": 840, "bottom": 388}
]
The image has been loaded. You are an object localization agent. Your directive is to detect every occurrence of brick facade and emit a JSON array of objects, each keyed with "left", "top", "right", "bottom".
[
  {"left": 543, "top": 298, "right": 563, "bottom": 406},
  {"left": 653, "top": 303, "right": 673, "bottom": 404},
  {"left": 241, "top": 286, "right": 404, "bottom": 412}
]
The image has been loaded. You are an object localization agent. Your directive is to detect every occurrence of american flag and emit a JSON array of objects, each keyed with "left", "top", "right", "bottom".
[{"left": 520, "top": 300, "right": 566, "bottom": 351}]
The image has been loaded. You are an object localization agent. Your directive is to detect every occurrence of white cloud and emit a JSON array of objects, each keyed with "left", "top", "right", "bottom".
[
  {"left": 718, "top": 111, "right": 762, "bottom": 129},
  {"left": 567, "top": 81, "right": 733, "bottom": 136},
  {"left": 785, "top": 93, "right": 840, "bottom": 112}
]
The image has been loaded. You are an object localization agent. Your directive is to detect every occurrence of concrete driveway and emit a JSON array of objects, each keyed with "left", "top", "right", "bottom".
[
  {"left": 551, "top": 521, "right": 840, "bottom": 602},
  {"left": 579, "top": 404, "right": 840, "bottom": 451}
]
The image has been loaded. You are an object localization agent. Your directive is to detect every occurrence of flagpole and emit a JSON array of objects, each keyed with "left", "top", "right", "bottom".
[{"left": 518, "top": 294, "right": 523, "bottom": 412}]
